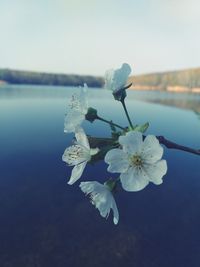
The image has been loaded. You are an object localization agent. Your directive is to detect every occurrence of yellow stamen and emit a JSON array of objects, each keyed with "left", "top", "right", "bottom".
[{"left": 131, "top": 155, "right": 143, "bottom": 166}]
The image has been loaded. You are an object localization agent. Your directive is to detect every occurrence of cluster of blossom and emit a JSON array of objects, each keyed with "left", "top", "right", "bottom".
[{"left": 62, "top": 63, "right": 167, "bottom": 225}]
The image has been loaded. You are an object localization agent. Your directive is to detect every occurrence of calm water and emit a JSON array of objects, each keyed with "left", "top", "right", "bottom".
[{"left": 0, "top": 85, "right": 200, "bottom": 267}]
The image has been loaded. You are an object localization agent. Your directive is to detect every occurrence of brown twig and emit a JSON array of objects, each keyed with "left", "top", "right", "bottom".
[
  {"left": 88, "top": 135, "right": 200, "bottom": 156},
  {"left": 157, "top": 136, "right": 200, "bottom": 156}
]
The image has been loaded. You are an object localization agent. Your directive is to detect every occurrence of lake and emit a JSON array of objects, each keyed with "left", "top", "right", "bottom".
[{"left": 0, "top": 85, "right": 200, "bottom": 267}]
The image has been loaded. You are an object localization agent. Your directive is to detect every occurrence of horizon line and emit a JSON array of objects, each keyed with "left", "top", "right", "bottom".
[{"left": 1, "top": 65, "right": 200, "bottom": 78}]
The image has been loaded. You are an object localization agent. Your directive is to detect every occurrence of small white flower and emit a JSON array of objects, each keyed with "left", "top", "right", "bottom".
[
  {"left": 80, "top": 181, "right": 119, "bottom": 225},
  {"left": 64, "top": 84, "right": 88, "bottom": 133},
  {"left": 105, "top": 131, "right": 167, "bottom": 192},
  {"left": 62, "top": 128, "right": 99, "bottom": 185},
  {"left": 104, "top": 63, "right": 131, "bottom": 93}
]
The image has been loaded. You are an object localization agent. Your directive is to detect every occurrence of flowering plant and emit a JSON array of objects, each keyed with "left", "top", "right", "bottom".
[{"left": 62, "top": 63, "right": 200, "bottom": 225}]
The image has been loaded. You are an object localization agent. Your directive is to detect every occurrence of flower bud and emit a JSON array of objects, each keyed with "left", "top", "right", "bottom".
[{"left": 113, "top": 87, "right": 127, "bottom": 101}]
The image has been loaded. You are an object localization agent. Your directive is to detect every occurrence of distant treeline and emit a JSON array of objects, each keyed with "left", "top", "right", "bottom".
[
  {"left": 1, "top": 67, "right": 200, "bottom": 90},
  {"left": 0, "top": 69, "right": 104, "bottom": 87},
  {"left": 130, "top": 68, "right": 200, "bottom": 89}
]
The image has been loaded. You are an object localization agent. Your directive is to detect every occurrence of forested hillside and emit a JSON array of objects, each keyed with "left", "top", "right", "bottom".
[
  {"left": 0, "top": 69, "right": 104, "bottom": 87},
  {"left": 129, "top": 68, "right": 200, "bottom": 91},
  {"left": 1, "top": 67, "right": 200, "bottom": 92}
]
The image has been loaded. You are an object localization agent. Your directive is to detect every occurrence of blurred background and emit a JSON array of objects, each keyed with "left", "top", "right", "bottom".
[
  {"left": 1, "top": 1, "right": 200, "bottom": 267},
  {"left": 1, "top": 0, "right": 200, "bottom": 75}
]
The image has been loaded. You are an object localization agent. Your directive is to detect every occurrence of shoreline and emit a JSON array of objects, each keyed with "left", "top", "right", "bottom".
[
  {"left": 1, "top": 82, "right": 200, "bottom": 94},
  {"left": 130, "top": 85, "right": 200, "bottom": 94}
]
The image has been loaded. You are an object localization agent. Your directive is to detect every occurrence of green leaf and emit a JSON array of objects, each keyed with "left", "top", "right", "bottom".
[{"left": 133, "top": 122, "right": 149, "bottom": 133}]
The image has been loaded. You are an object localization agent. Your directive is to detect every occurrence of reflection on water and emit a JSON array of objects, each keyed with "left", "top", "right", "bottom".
[
  {"left": 194, "top": 111, "right": 200, "bottom": 120},
  {"left": 1, "top": 84, "right": 200, "bottom": 111},
  {"left": 130, "top": 89, "right": 200, "bottom": 113},
  {"left": 0, "top": 85, "right": 200, "bottom": 267}
]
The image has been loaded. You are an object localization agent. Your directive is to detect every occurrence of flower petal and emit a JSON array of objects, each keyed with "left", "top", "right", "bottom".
[
  {"left": 95, "top": 191, "right": 111, "bottom": 218},
  {"left": 81, "top": 181, "right": 111, "bottom": 218},
  {"left": 90, "top": 147, "right": 100, "bottom": 156},
  {"left": 80, "top": 181, "right": 103, "bottom": 195},
  {"left": 141, "top": 135, "right": 163, "bottom": 163},
  {"left": 111, "top": 197, "right": 119, "bottom": 225},
  {"left": 143, "top": 160, "right": 167, "bottom": 185},
  {"left": 104, "top": 69, "right": 115, "bottom": 91},
  {"left": 62, "top": 145, "right": 90, "bottom": 165},
  {"left": 104, "top": 63, "right": 131, "bottom": 92},
  {"left": 79, "top": 84, "right": 88, "bottom": 114},
  {"left": 64, "top": 86, "right": 88, "bottom": 133},
  {"left": 120, "top": 167, "right": 149, "bottom": 192},
  {"left": 64, "top": 110, "right": 84, "bottom": 133},
  {"left": 105, "top": 148, "right": 129, "bottom": 173},
  {"left": 68, "top": 161, "right": 87, "bottom": 185},
  {"left": 119, "top": 131, "right": 143, "bottom": 154},
  {"left": 80, "top": 181, "right": 119, "bottom": 225},
  {"left": 75, "top": 127, "right": 90, "bottom": 149},
  {"left": 112, "top": 63, "right": 131, "bottom": 92}
]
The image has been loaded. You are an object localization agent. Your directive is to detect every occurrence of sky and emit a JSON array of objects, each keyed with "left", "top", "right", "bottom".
[{"left": 0, "top": 0, "right": 200, "bottom": 76}]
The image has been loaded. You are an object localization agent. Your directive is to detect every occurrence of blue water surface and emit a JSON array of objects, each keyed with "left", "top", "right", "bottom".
[{"left": 0, "top": 85, "right": 200, "bottom": 267}]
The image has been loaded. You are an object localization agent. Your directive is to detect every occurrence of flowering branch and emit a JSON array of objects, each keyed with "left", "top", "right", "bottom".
[{"left": 63, "top": 62, "right": 200, "bottom": 225}]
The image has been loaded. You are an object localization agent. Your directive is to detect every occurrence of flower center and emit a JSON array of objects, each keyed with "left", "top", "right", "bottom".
[
  {"left": 131, "top": 155, "right": 143, "bottom": 167},
  {"left": 65, "top": 145, "right": 90, "bottom": 165}
]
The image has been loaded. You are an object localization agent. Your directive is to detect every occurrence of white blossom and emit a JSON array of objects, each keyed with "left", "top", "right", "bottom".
[
  {"left": 64, "top": 84, "right": 88, "bottom": 133},
  {"left": 62, "top": 128, "right": 99, "bottom": 185},
  {"left": 80, "top": 181, "right": 119, "bottom": 225},
  {"left": 104, "top": 63, "right": 131, "bottom": 93},
  {"left": 105, "top": 131, "right": 167, "bottom": 192}
]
